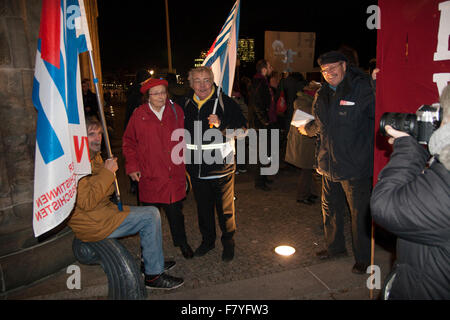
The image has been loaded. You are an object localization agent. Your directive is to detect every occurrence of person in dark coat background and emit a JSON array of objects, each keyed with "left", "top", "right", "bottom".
[
  {"left": 82, "top": 78, "right": 99, "bottom": 118},
  {"left": 248, "top": 59, "right": 274, "bottom": 191},
  {"left": 285, "top": 81, "right": 322, "bottom": 205},
  {"left": 370, "top": 84, "right": 450, "bottom": 300}
]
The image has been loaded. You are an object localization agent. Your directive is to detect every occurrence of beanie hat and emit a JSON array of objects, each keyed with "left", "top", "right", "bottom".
[
  {"left": 317, "top": 51, "right": 348, "bottom": 66},
  {"left": 140, "top": 78, "right": 168, "bottom": 94},
  {"left": 429, "top": 122, "right": 450, "bottom": 157}
]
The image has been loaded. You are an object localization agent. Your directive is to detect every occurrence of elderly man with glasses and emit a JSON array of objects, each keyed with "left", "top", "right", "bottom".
[
  {"left": 182, "top": 66, "right": 247, "bottom": 262},
  {"left": 298, "top": 51, "right": 375, "bottom": 274}
]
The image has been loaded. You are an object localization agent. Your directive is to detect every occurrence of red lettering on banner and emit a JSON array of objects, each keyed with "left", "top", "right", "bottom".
[
  {"left": 73, "top": 135, "right": 89, "bottom": 163},
  {"left": 34, "top": 173, "right": 78, "bottom": 221}
]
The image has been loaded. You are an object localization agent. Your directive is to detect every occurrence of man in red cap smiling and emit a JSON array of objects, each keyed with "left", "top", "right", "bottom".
[{"left": 123, "top": 78, "right": 194, "bottom": 260}]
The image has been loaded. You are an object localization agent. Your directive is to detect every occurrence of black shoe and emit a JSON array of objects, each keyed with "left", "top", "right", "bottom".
[
  {"left": 180, "top": 244, "right": 194, "bottom": 259},
  {"left": 141, "top": 260, "right": 176, "bottom": 274},
  {"left": 164, "top": 260, "right": 176, "bottom": 271},
  {"left": 194, "top": 242, "right": 215, "bottom": 257},
  {"left": 297, "top": 198, "right": 314, "bottom": 205},
  {"left": 352, "top": 262, "right": 370, "bottom": 275},
  {"left": 308, "top": 194, "right": 319, "bottom": 201},
  {"left": 315, "top": 249, "right": 348, "bottom": 260},
  {"left": 255, "top": 184, "right": 271, "bottom": 191},
  {"left": 222, "top": 245, "right": 235, "bottom": 262},
  {"left": 145, "top": 273, "right": 184, "bottom": 290}
]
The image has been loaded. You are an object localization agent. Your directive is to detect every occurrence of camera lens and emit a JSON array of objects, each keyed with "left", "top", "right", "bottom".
[{"left": 379, "top": 112, "right": 418, "bottom": 137}]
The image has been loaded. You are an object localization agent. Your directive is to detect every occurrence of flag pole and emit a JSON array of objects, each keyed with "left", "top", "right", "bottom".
[
  {"left": 87, "top": 51, "right": 123, "bottom": 211},
  {"left": 79, "top": 0, "right": 122, "bottom": 210},
  {"left": 370, "top": 219, "right": 375, "bottom": 299}
]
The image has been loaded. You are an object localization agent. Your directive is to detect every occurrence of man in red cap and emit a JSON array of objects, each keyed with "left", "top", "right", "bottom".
[{"left": 123, "top": 78, "right": 194, "bottom": 259}]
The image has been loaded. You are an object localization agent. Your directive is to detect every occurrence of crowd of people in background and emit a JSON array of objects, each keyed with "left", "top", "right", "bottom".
[{"left": 71, "top": 45, "right": 449, "bottom": 299}]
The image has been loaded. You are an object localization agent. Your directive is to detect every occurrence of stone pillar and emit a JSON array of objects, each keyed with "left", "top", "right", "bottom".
[
  {"left": 0, "top": 0, "right": 101, "bottom": 294},
  {"left": 0, "top": 0, "right": 41, "bottom": 256}
]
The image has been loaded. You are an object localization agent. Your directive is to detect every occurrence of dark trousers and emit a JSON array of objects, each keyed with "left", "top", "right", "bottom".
[
  {"left": 297, "top": 168, "right": 322, "bottom": 200},
  {"left": 254, "top": 128, "right": 274, "bottom": 186},
  {"left": 191, "top": 174, "right": 236, "bottom": 247},
  {"left": 321, "top": 175, "right": 372, "bottom": 264},
  {"left": 141, "top": 200, "right": 188, "bottom": 247}
]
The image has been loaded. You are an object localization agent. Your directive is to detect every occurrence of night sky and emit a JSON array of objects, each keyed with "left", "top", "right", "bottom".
[{"left": 97, "top": 0, "right": 378, "bottom": 79}]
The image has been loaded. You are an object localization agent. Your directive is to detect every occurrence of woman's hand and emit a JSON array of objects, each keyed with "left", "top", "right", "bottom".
[{"left": 129, "top": 171, "right": 141, "bottom": 182}]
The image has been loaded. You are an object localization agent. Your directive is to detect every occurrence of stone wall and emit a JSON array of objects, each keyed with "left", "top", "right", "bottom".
[{"left": 0, "top": 0, "right": 42, "bottom": 256}]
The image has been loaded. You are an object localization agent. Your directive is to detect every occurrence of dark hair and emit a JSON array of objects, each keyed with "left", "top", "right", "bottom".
[
  {"left": 256, "top": 59, "right": 269, "bottom": 73},
  {"left": 86, "top": 115, "right": 102, "bottom": 131}
]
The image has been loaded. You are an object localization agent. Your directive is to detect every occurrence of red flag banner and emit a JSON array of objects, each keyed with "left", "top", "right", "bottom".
[{"left": 374, "top": 0, "right": 450, "bottom": 181}]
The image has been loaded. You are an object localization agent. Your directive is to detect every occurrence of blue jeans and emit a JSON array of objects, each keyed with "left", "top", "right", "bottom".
[{"left": 107, "top": 206, "right": 164, "bottom": 275}]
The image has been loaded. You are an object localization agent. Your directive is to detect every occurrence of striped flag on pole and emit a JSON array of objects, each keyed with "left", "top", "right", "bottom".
[
  {"left": 202, "top": 0, "right": 241, "bottom": 97},
  {"left": 32, "top": 0, "right": 92, "bottom": 237}
]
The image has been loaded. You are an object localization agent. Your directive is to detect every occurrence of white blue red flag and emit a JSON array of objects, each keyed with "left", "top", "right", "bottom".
[
  {"left": 202, "top": 0, "right": 241, "bottom": 97},
  {"left": 32, "top": 0, "right": 92, "bottom": 237}
]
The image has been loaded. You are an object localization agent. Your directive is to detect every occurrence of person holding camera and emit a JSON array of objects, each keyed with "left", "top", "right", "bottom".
[
  {"left": 370, "top": 85, "right": 450, "bottom": 299},
  {"left": 298, "top": 51, "right": 375, "bottom": 274}
]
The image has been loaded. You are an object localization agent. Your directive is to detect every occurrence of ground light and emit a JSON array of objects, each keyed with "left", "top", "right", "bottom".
[{"left": 274, "top": 245, "right": 296, "bottom": 256}]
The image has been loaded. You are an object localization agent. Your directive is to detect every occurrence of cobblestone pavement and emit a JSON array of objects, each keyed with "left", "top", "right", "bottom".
[{"left": 5, "top": 99, "right": 395, "bottom": 301}]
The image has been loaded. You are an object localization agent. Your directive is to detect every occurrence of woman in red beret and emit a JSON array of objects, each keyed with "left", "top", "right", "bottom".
[{"left": 122, "top": 78, "right": 194, "bottom": 259}]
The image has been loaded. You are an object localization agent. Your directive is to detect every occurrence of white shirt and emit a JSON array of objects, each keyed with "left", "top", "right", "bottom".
[{"left": 148, "top": 103, "right": 165, "bottom": 121}]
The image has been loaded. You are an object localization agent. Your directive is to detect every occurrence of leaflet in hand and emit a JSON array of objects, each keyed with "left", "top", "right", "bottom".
[{"left": 291, "top": 109, "right": 314, "bottom": 127}]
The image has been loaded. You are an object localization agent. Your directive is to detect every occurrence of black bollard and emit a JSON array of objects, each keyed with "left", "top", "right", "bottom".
[{"left": 72, "top": 238, "right": 147, "bottom": 300}]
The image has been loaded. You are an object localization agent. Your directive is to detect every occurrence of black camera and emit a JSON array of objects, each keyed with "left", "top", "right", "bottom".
[{"left": 379, "top": 104, "right": 442, "bottom": 144}]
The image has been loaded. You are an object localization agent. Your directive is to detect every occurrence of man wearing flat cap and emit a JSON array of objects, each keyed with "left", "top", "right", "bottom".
[{"left": 298, "top": 50, "right": 375, "bottom": 274}]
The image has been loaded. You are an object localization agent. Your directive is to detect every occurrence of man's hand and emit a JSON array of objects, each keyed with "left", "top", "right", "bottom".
[
  {"left": 208, "top": 114, "right": 221, "bottom": 128},
  {"left": 385, "top": 125, "right": 409, "bottom": 144},
  {"left": 104, "top": 157, "right": 118, "bottom": 173},
  {"left": 129, "top": 171, "right": 141, "bottom": 182},
  {"left": 372, "top": 68, "right": 380, "bottom": 81},
  {"left": 298, "top": 124, "right": 308, "bottom": 136}
]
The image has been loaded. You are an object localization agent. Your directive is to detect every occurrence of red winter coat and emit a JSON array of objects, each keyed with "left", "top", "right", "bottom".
[{"left": 122, "top": 101, "right": 186, "bottom": 204}]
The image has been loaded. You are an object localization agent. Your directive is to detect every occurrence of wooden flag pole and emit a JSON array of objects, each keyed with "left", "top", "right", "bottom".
[
  {"left": 370, "top": 219, "right": 375, "bottom": 299},
  {"left": 87, "top": 50, "right": 123, "bottom": 211}
]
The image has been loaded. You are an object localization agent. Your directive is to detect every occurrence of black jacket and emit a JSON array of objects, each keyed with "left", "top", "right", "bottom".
[
  {"left": 305, "top": 66, "right": 375, "bottom": 181},
  {"left": 248, "top": 74, "right": 271, "bottom": 129},
  {"left": 183, "top": 88, "right": 247, "bottom": 178},
  {"left": 371, "top": 136, "right": 450, "bottom": 299}
]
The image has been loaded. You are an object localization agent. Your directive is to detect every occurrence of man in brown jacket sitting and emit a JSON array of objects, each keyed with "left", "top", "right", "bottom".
[{"left": 68, "top": 116, "right": 183, "bottom": 290}]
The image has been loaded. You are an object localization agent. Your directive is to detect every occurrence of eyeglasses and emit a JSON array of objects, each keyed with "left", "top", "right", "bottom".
[
  {"left": 320, "top": 62, "right": 342, "bottom": 75},
  {"left": 149, "top": 91, "right": 167, "bottom": 96},
  {"left": 193, "top": 78, "right": 212, "bottom": 85}
]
